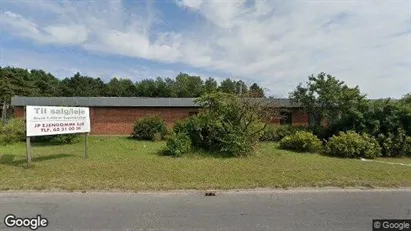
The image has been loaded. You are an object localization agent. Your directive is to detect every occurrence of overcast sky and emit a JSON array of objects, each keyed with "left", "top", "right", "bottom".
[{"left": 1, "top": 0, "right": 410, "bottom": 98}]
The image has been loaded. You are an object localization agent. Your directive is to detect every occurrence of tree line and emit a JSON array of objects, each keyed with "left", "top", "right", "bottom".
[
  {"left": 0, "top": 66, "right": 265, "bottom": 119},
  {"left": 0, "top": 66, "right": 264, "bottom": 100}
]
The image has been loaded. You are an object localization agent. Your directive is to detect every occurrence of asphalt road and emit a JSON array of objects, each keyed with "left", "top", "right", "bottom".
[{"left": 0, "top": 189, "right": 410, "bottom": 231}]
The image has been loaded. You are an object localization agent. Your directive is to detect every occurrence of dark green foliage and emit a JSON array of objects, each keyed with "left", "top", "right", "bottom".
[
  {"left": 249, "top": 83, "right": 265, "bottom": 97},
  {"left": 0, "top": 66, "right": 255, "bottom": 101},
  {"left": 260, "top": 125, "right": 308, "bottom": 142},
  {"left": 166, "top": 132, "right": 192, "bottom": 157},
  {"left": 406, "top": 137, "right": 411, "bottom": 157},
  {"left": 325, "top": 131, "right": 381, "bottom": 159},
  {"left": 50, "top": 134, "right": 81, "bottom": 144},
  {"left": 59, "top": 73, "right": 106, "bottom": 97},
  {"left": 172, "top": 117, "right": 204, "bottom": 146},
  {"left": 331, "top": 100, "right": 411, "bottom": 156},
  {"left": 32, "top": 134, "right": 81, "bottom": 144},
  {"left": 52, "top": 134, "right": 80, "bottom": 144},
  {"left": 172, "top": 92, "right": 274, "bottom": 156},
  {"left": 279, "top": 131, "right": 323, "bottom": 153},
  {"left": 30, "top": 69, "right": 61, "bottom": 97},
  {"left": 0, "top": 118, "right": 25, "bottom": 145},
  {"left": 175, "top": 73, "right": 204, "bottom": 97},
  {"left": 218, "top": 78, "right": 237, "bottom": 94},
  {"left": 132, "top": 115, "right": 168, "bottom": 141},
  {"left": 309, "top": 125, "right": 334, "bottom": 142},
  {"left": 105, "top": 78, "right": 137, "bottom": 97},
  {"left": 377, "top": 129, "right": 411, "bottom": 157},
  {"left": 290, "top": 72, "right": 366, "bottom": 127},
  {"left": 204, "top": 77, "right": 218, "bottom": 93},
  {"left": 400, "top": 93, "right": 411, "bottom": 105}
]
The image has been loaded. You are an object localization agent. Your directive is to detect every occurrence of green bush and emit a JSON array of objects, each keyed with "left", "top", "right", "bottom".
[
  {"left": 325, "top": 131, "right": 381, "bottom": 159},
  {"left": 0, "top": 118, "right": 25, "bottom": 145},
  {"left": 260, "top": 125, "right": 294, "bottom": 142},
  {"left": 279, "top": 131, "right": 323, "bottom": 153},
  {"left": 166, "top": 132, "right": 192, "bottom": 157},
  {"left": 377, "top": 129, "right": 411, "bottom": 157},
  {"left": 172, "top": 117, "right": 203, "bottom": 146},
  {"left": 32, "top": 134, "right": 81, "bottom": 144},
  {"left": 405, "top": 136, "right": 411, "bottom": 157},
  {"left": 50, "top": 134, "right": 81, "bottom": 144},
  {"left": 132, "top": 115, "right": 168, "bottom": 141},
  {"left": 309, "top": 125, "right": 333, "bottom": 142},
  {"left": 171, "top": 93, "right": 270, "bottom": 156}
]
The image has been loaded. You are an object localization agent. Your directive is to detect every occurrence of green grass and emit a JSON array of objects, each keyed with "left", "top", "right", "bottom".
[
  {"left": 375, "top": 157, "right": 411, "bottom": 165},
  {"left": 1, "top": 137, "right": 411, "bottom": 191}
]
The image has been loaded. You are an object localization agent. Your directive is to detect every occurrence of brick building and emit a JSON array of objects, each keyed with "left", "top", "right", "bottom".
[{"left": 11, "top": 96, "right": 309, "bottom": 135}]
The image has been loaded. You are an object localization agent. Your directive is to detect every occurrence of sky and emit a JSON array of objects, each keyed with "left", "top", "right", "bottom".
[{"left": 0, "top": 0, "right": 410, "bottom": 98}]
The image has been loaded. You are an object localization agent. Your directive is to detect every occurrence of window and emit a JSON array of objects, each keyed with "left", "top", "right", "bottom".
[
  {"left": 189, "top": 112, "right": 198, "bottom": 116},
  {"left": 280, "top": 111, "right": 292, "bottom": 125}
]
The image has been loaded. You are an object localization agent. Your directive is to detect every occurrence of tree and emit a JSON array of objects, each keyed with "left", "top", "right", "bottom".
[
  {"left": 135, "top": 79, "right": 157, "bottom": 97},
  {"left": 290, "top": 72, "right": 366, "bottom": 126},
  {"left": 0, "top": 67, "right": 40, "bottom": 121},
  {"left": 218, "top": 78, "right": 237, "bottom": 94},
  {"left": 30, "top": 69, "right": 60, "bottom": 96},
  {"left": 105, "top": 78, "right": 137, "bottom": 97},
  {"left": 175, "top": 73, "right": 204, "bottom": 97},
  {"left": 400, "top": 93, "right": 411, "bottom": 105},
  {"left": 59, "top": 72, "right": 105, "bottom": 97},
  {"left": 154, "top": 77, "right": 175, "bottom": 97},
  {"left": 164, "top": 77, "right": 178, "bottom": 97},
  {"left": 204, "top": 77, "right": 218, "bottom": 93},
  {"left": 0, "top": 70, "right": 12, "bottom": 122},
  {"left": 249, "top": 83, "right": 265, "bottom": 97}
]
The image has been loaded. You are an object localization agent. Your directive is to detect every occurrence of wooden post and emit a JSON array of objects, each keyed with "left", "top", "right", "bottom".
[
  {"left": 85, "top": 132, "right": 89, "bottom": 159},
  {"left": 25, "top": 106, "right": 32, "bottom": 166},
  {"left": 26, "top": 136, "right": 32, "bottom": 166}
]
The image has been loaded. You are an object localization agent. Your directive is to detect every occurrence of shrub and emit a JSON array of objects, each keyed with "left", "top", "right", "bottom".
[
  {"left": 32, "top": 134, "right": 81, "bottom": 144},
  {"left": 172, "top": 117, "right": 203, "bottom": 146},
  {"left": 171, "top": 93, "right": 276, "bottom": 156},
  {"left": 50, "top": 134, "right": 81, "bottom": 144},
  {"left": 195, "top": 93, "right": 270, "bottom": 156},
  {"left": 260, "top": 125, "right": 293, "bottom": 142},
  {"left": 132, "top": 115, "right": 168, "bottom": 141},
  {"left": 260, "top": 125, "right": 311, "bottom": 142},
  {"left": 405, "top": 136, "right": 411, "bottom": 157},
  {"left": 309, "top": 125, "right": 333, "bottom": 142},
  {"left": 279, "top": 131, "right": 323, "bottom": 153},
  {"left": 166, "top": 132, "right": 192, "bottom": 157},
  {"left": 325, "top": 131, "right": 381, "bottom": 159},
  {"left": 0, "top": 118, "right": 25, "bottom": 145},
  {"left": 377, "top": 129, "right": 411, "bottom": 157}
]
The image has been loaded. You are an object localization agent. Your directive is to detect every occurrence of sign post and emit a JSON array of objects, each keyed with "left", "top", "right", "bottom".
[
  {"left": 26, "top": 136, "right": 32, "bottom": 165},
  {"left": 85, "top": 132, "right": 89, "bottom": 159},
  {"left": 25, "top": 106, "right": 91, "bottom": 165}
]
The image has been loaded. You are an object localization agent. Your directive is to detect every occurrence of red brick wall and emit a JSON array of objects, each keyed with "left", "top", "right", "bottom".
[
  {"left": 13, "top": 106, "right": 309, "bottom": 135},
  {"left": 268, "top": 108, "right": 309, "bottom": 126},
  {"left": 14, "top": 107, "right": 25, "bottom": 118},
  {"left": 90, "top": 107, "right": 199, "bottom": 135},
  {"left": 291, "top": 108, "right": 309, "bottom": 126}
]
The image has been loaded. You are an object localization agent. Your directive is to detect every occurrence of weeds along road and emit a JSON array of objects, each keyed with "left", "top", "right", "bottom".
[{"left": 0, "top": 189, "right": 410, "bottom": 231}]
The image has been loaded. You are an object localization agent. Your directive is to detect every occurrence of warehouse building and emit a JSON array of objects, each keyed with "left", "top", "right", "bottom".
[{"left": 11, "top": 96, "right": 309, "bottom": 135}]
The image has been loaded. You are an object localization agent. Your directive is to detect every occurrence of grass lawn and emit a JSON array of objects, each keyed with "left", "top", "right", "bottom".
[{"left": 1, "top": 136, "right": 411, "bottom": 191}]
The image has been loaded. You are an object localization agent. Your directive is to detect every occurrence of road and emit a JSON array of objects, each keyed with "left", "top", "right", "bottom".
[{"left": 0, "top": 189, "right": 410, "bottom": 231}]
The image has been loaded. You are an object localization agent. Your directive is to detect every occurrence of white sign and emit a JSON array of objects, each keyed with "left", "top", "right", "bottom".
[{"left": 26, "top": 106, "right": 91, "bottom": 137}]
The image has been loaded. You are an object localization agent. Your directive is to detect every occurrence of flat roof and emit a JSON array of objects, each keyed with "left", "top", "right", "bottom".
[
  {"left": 11, "top": 96, "right": 301, "bottom": 108},
  {"left": 11, "top": 97, "right": 201, "bottom": 108}
]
